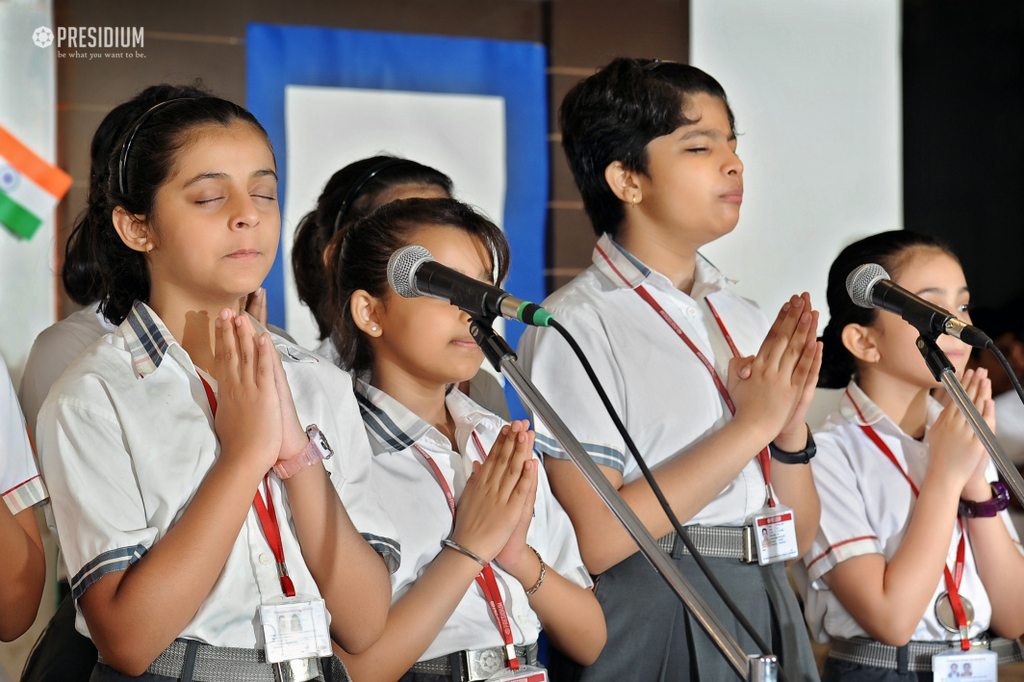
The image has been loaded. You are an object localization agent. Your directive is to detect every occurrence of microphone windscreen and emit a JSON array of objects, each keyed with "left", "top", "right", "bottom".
[
  {"left": 846, "top": 263, "right": 890, "bottom": 309},
  {"left": 388, "top": 245, "right": 434, "bottom": 299}
]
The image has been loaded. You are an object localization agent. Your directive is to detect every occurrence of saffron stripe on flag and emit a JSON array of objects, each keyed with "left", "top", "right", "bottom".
[
  {"left": 0, "top": 190, "right": 42, "bottom": 239},
  {"left": 0, "top": 124, "right": 72, "bottom": 200}
]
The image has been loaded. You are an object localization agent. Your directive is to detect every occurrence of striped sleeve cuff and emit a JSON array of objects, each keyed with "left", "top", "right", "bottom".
[
  {"left": 3, "top": 475, "right": 48, "bottom": 514},
  {"left": 534, "top": 433, "right": 627, "bottom": 472},
  {"left": 361, "top": 533, "right": 401, "bottom": 574},
  {"left": 71, "top": 544, "right": 148, "bottom": 600},
  {"left": 805, "top": 535, "right": 882, "bottom": 584}
]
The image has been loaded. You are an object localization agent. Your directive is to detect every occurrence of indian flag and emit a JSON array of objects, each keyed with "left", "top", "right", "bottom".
[{"left": 0, "top": 123, "right": 71, "bottom": 240}]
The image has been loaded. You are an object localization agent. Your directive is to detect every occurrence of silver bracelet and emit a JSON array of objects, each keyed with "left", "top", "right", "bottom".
[
  {"left": 441, "top": 538, "right": 486, "bottom": 567},
  {"left": 524, "top": 545, "right": 546, "bottom": 596}
]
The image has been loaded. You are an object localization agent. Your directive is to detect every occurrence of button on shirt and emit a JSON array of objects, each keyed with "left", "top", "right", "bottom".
[
  {"left": 2, "top": 355, "right": 47, "bottom": 514},
  {"left": 355, "top": 380, "right": 591, "bottom": 662},
  {"left": 518, "top": 234, "right": 770, "bottom": 527},
  {"left": 37, "top": 301, "right": 399, "bottom": 647},
  {"left": 797, "top": 381, "right": 1022, "bottom": 643}
]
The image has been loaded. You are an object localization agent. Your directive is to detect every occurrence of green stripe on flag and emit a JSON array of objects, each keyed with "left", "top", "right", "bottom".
[{"left": 0, "top": 189, "right": 42, "bottom": 239}]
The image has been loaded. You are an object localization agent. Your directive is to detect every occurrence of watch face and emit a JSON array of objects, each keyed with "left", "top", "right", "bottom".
[{"left": 306, "top": 426, "right": 333, "bottom": 457}]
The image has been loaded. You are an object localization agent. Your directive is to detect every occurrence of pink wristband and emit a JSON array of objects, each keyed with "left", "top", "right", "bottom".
[{"left": 273, "top": 425, "right": 333, "bottom": 479}]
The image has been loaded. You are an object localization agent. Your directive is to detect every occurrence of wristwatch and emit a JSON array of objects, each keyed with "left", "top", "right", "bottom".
[
  {"left": 768, "top": 424, "right": 816, "bottom": 465},
  {"left": 273, "top": 425, "right": 334, "bottom": 480},
  {"left": 959, "top": 482, "right": 1010, "bottom": 518}
]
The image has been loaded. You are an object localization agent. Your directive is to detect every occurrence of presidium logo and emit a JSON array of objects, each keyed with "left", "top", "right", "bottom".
[{"left": 32, "top": 25, "right": 145, "bottom": 59}]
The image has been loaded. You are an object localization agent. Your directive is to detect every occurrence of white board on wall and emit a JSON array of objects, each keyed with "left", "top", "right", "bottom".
[
  {"left": 283, "top": 85, "right": 506, "bottom": 351},
  {"left": 690, "top": 0, "right": 902, "bottom": 328}
]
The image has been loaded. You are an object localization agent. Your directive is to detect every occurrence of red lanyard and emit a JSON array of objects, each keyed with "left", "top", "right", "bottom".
[
  {"left": 200, "top": 376, "right": 296, "bottom": 598},
  {"left": 635, "top": 287, "right": 774, "bottom": 505},
  {"left": 415, "top": 434, "right": 520, "bottom": 671},
  {"left": 847, "top": 389, "right": 971, "bottom": 650}
]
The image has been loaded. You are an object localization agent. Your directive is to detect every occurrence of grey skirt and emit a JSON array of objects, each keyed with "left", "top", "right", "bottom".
[{"left": 548, "top": 548, "right": 820, "bottom": 682}]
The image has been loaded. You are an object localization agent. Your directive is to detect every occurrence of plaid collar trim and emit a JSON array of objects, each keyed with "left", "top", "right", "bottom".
[
  {"left": 592, "top": 233, "right": 649, "bottom": 290},
  {"left": 355, "top": 379, "right": 433, "bottom": 454},
  {"left": 122, "top": 301, "right": 174, "bottom": 379},
  {"left": 592, "top": 233, "right": 733, "bottom": 294},
  {"left": 354, "top": 379, "right": 499, "bottom": 455}
]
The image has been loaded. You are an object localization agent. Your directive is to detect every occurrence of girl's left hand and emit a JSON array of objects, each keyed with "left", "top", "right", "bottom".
[
  {"left": 244, "top": 287, "right": 268, "bottom": 326},
  {"left": 493, "top": 430, "right": 539, "bottom": 575},
  {"left": 267, "top": 338, "right": 310, "bottom": 466}
]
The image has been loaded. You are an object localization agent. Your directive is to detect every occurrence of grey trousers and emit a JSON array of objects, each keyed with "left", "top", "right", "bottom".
[{"left": 549, "top": 550, "right": 821, "bottom": 682}]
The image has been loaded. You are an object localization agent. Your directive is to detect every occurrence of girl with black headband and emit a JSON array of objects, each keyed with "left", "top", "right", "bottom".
[
  {"left": 292, "top": 156, "right": 510, "bottom": 419},
  {"left": 35, "top": 95, "right": 397, "bottom": 682}
]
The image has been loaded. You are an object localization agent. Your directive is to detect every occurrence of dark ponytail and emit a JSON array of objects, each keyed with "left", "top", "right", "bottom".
[
  {"left": 62, "top": 83, "right": 212, "bottom": 307},
  {"left": 292, "top": 156, "right": 453, "bottom": 340},
  {"left": 819, "top": 230, "right": 958, "bottom": 388},
  {"left": 83, "top": 96, "right": 271, "bottom": 324},
  {"left": 326, "top": 197, "right": 509, "bottom": 374}
]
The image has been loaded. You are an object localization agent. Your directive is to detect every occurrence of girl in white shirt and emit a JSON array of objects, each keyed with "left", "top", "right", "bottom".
[
  {"left": 36, "top": 95, "right": 394, "bottom": 681},
  {"left": 800, "top": 230, "right": 1024, "bottom": 680},
  {"left": 324, "top": 197, "right": 606, "bottom": 681}
]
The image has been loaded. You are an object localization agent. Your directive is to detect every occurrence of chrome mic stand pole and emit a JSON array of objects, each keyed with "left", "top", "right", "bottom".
[
  {"left": 917, "top": 333, "right": 1024, "bottom": 506},
  {"left": 469, "top": 319, "right": 775, "bottom": 681}
]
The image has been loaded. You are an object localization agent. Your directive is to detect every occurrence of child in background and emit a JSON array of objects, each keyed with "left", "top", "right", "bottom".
[
  {"left": 37, "top": 95, "right": 395, "bottom": 681},
  {"left": 291, "top": 155, "right": 509, "bottom": 419},
  {"left": 799, "top": 231, "right": 1024, "bottom": 680},
  {"left": 325, "top": 197, "right": 605, "bottom": 681},
  {"left": 518, "top": 58, "right": 822, "bottom": 681}
]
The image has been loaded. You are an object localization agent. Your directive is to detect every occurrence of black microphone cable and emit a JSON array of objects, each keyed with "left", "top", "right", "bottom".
[
  {"left": 985, "top": 340, "right": 1024, "bottom": 408},
  {"left": 546, "top": 318, "right": 789, "bottom": 681}
]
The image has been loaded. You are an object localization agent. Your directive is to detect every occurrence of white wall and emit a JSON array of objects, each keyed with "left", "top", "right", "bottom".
[
  {"left": 691, "top": 0, "right": 902, "bottom": 326},
  {"left": 0, "top": 0, "right": 57, "bottom": 388},
  {"left": 691, "top": 0, "right": 902, "bottom": 425}
]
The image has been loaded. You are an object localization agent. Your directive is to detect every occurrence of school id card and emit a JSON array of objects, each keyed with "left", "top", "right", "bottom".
[
  {"left": 259, "top": 595, "right": 332, "bottom": 664},
  {"left": 486, "top": 666, "right": 549, "bottom": 682},
  {"left": 933, "top": 648, "right": 997, "bottom": 681},
  {"left": 753, "top": 504, "right": 799, "bottom": 566}
]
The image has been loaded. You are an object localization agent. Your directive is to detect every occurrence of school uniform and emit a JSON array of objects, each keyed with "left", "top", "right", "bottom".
[
  {"left": 796, "top": 381, "right": 1024, "bottom": 680},
  {"left": 353, "top": 379, "right": 591, "bottom": 680},
  {"left": 36, "top": 301, "right": 399, "bottom": 682},
  {"left": 517, "top": 234, "right": 819, "bottom": 681},
  {"left": 19, "top": 303, "right": 115, "bottom": 437},
  {"left": 2, "top": 353, "right": 47, "bottom": 517}
]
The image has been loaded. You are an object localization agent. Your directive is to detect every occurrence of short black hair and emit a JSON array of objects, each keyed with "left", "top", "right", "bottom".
[
  {"left": 560, "top": 58, "right": 735, "bottom": 237},
  {"left": 326, "top": 197, "right": 509, "bottom": 374},
  {"left": 292, "top": 156, "right": 453, "bottom": 340}
]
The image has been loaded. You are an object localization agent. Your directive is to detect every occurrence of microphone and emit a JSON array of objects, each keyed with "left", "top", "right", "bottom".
[
  {"left": 846, "top": 263, "right": 991, "bottom": 348},
  {"left": 387, "top": 245, "right": 554, "bottom": 327}
]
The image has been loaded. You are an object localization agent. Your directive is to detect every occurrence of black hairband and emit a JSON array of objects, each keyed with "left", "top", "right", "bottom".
[
  {"left": 332, "top": 158, "right": 418, "bottom": 235},
  {"left": 117, "top": 98, "right": 191, "bottom": 195}
]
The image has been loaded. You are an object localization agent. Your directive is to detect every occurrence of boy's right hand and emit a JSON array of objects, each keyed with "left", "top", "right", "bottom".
[
  {"left": 450, "top": 420, "right": 537, "bottom": 564},
  {"left": 728, "top": 295, "right": 819, "bottom": 444},
  {"left": 213, "top": 309, "right": 282, "bottom": 475}
]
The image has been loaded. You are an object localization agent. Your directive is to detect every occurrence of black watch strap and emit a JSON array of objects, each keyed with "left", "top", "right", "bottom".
[{"left": 768, "top": 424, "right": 816, "bottom": 465}]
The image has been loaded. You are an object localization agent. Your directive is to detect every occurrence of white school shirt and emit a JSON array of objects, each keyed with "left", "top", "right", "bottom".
[
  {"left": 19, "top": 303, "right": 116, "bottom": 437},
  {"left": 37, "top": 301, "right": 399, "bottom": 646},
  {"left": 2, "top": 354, "right": 47, "bottom": 514},
  {"left": 354, "top": 379, "right": 591, "bottom": 662},
  {"left": 994, "top": 390, "right": 1024, "bottom": 467},
  {"left": 797, "top": 381, "right": 1021, "bottom": 644},
  {"left": 518, "top": 233, "right": 769, "bottom": 527}
]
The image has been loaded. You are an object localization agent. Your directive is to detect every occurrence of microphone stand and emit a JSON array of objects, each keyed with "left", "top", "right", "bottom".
[
  {"left": 916, "top": 333, "right": 1024, "bottom": 506},
  {"left": 468, "top": 317, "right": 778, "bottom": 682}
]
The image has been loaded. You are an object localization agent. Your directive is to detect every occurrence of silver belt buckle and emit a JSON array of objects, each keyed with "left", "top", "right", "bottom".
[
  {"left": 742, "top": 526, "right": 758, "bottom": 564},
  {"left": 464, "top": 646, "right": 506, "bottom": 681}
]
